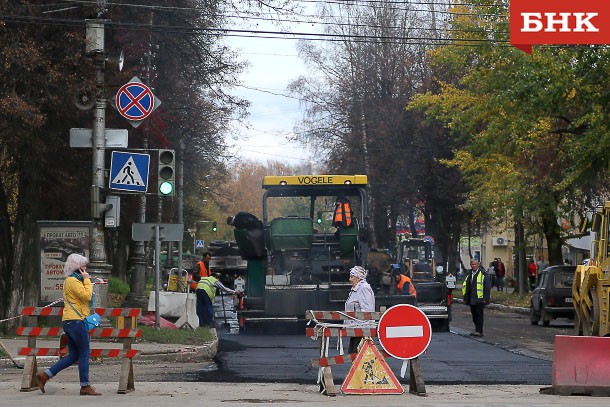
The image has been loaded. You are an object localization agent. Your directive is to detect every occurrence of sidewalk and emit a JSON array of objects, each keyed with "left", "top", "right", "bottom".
[{"left": 0, "top": 382, "right": 606, "bottom": 407}]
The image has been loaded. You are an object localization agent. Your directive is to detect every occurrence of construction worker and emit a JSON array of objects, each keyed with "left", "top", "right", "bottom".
[
  {"left": 190, "top": 252, "right": 212, "bottom": 291},
  {"left": 195, "top": 275, "right": 236, "bottom": 328},
  {"left": 462, "top": 259, "right": 492, "bottom": 337},
  {"left": 392, "top": 265, "right": 417, "bottom": 298},
  {"left": 332, "top": 196, "right": 353, "bottom": 227}
]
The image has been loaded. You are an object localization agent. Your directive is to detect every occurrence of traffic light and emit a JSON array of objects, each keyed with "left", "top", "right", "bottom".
[
  {"left": 212, "top": 222, "right": 218, "bottom": 232},
  {"left": 158, "top": 149, "right": 175, "bottom": 196},
  {"left": 317, "top": 211, "right": 323, "bottom": 225}
]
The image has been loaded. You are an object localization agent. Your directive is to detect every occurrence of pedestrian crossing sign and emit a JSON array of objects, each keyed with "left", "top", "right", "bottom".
[{"left": 109, "top": 151, "right": 150, "bottom": 192}]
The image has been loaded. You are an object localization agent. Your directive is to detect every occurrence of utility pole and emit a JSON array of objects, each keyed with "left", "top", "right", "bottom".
[
  {"left": 177, "top": 140, "right": 185, "bottom": 272},
  {"left": 85, "top": 2, "right": 111, "bottom": 307}
]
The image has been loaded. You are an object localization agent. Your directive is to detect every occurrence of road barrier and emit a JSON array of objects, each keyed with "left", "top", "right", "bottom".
[
  {"left": 17, "top": 306, "right": 142, "bottom": 394},
  {"left": 306, "top": 310, "right": 426, "bottom": 396},
  {"left": 541, "top": 335, "right": 610, "bottom": 396}
]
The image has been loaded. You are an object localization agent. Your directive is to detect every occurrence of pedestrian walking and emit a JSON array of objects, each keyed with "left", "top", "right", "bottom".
[
  {"left": 36, "top": 253, "right": 101, "bottom": 396},
  {"left": 528, "top": 258, "right": 538, "bottom": 289},
  {"left": 495, "top": 257, "right": 506, "bottom": 292},
  {"left": 462, "top": 259, "right": 492, "bottom": 337}
]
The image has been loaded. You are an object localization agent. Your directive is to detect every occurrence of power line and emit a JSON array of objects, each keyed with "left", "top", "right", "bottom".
[{"left": 0, "top": 13, "right": 509, "bottom": 46}]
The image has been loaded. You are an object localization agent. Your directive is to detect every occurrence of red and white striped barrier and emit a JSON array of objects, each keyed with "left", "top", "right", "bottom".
[
  {"left": 306, "top": 327, "right": 378, "bottom": 338},
  {"left": 310, "top": 353, "right": 358, "bottom": 367}
]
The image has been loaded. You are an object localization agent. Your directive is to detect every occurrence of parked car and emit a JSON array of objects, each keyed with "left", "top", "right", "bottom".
[
  {"left": 530, "top": 265, "right": 575, "bottom": 326},
  {"left": 43, "top": 241, "right": 85, "bottom": 262}
]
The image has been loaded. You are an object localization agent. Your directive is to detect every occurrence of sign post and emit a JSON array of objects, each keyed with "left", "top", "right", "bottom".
[
  {"left": 132, "top": 223, "right": 184, "bottom": 328},
  {"left": 377, "top": 304, "right": 431, "bottom": 395}
]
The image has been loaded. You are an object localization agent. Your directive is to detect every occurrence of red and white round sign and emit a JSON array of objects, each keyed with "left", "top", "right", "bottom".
[{"left": 377, "top": 304, "right": 432, "bottom": 360}]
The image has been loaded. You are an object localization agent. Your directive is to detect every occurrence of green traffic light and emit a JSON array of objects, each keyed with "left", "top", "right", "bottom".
[
  {"left": 159, "top": 181, "right": 174, "bottom": 195},
  {"left": 212, "top": 222, "right": 218, "bottom": 232},
  {"left": 317, "top": 211, "right": 323, "bottom": 224}
]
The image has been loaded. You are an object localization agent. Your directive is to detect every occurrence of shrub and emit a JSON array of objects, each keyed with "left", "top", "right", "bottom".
[{"left": 108, "top": 277, "right": 130, "bottom": 295}]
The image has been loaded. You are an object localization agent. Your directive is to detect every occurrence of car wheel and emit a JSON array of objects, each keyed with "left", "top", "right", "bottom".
[
  {"left": 541, "top": 304, "right": 551, "bottom": 327},
  {"left": 530, "top": 304, "right": 540, "bottom": 325}
]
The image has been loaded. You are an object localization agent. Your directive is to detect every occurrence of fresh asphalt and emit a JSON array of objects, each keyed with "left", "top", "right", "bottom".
[{"left": 166, "top": 327, "right": 552, "bottom": 385}]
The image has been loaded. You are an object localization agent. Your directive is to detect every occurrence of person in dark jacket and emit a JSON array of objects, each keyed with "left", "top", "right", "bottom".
[{"left": 462, "top": 259, "right": 492, "bottom": 337}]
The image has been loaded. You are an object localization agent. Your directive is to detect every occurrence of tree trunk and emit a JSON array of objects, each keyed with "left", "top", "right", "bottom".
[
  {"left": 542, "top": 217, "right": 564, "bottom": 266},
  {"left": 0, "top": 175, "right": 13, "bottom": 321},
  {"left": 7, "top": 164, "right": 42, "bottom": 330}
]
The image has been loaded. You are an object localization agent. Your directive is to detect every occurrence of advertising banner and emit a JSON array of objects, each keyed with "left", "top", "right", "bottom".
[{"left": 38, "top": 221, "right": 91, "bottom": 303}]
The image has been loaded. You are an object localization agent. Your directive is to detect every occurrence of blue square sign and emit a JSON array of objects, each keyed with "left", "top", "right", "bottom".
[{"left": 109, "top": 151, "right": 150, "bottom": 192}]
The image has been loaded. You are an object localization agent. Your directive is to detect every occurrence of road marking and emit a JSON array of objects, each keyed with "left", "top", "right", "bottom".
[{"left": 386, "top": 325, "right": 424, "bottom": 338}]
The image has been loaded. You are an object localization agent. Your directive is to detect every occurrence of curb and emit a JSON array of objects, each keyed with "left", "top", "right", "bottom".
[{"left": 453, "top": 298, "right": 530, "bottom": 315}]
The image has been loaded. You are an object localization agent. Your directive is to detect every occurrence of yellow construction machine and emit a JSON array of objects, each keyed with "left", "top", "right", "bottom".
[{"left": 573, "top": 201, "right": 610, "bottom": 336}]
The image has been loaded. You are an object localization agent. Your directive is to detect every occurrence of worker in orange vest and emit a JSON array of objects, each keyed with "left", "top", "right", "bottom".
[
  {"left": 332, "top": 196, "right": 353, "bottom": 227},
  {"left": 189, "top": 252, "right": 211, "bottom": 291},
  {"left": 392, "top": 265, "right": 417, "bottom": 298}
]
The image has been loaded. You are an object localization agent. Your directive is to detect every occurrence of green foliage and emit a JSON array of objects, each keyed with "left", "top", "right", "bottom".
[
  {"left": 138, "top": 325, "right": 214, "bottom": 345},
  {"left": 108, "top": 277, "right": 130, "bottom": 295},
  {"left": 409, "top": 0, "right": 610, "bottom": 263}
]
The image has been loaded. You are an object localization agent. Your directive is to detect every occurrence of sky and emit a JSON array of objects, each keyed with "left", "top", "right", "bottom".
[{"left": 223, "top": 10, "right": 317, "bottom": 166}]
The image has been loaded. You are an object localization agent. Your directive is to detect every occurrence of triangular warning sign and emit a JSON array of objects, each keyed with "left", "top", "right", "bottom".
[
  {"left": 341, "top": 340, "right": 404, "bottom": 394},
  {"left": 111, "top": 157, "right": 145, "bottom": 186}
]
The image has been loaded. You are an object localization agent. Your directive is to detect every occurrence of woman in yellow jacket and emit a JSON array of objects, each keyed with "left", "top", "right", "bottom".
[{"left": 37, "top": 253, "right": 101, "bottom": 396}]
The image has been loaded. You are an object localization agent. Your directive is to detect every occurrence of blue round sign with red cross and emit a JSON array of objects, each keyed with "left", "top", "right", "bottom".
[{"left": 115, "top": 81, "right": 155, "bottom": 121}]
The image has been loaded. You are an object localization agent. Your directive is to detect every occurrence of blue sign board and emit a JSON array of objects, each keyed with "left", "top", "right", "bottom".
[
  {"left": 109, "top": 151, "right": 150, "bottom": 192},
  {"left": 196, "top": 240, "right": 205, "bottom": 249}
]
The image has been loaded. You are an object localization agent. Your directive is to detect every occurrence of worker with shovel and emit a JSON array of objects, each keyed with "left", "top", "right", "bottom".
[{"left": 195, "top": 275, "right": 236, "bottom": 328}]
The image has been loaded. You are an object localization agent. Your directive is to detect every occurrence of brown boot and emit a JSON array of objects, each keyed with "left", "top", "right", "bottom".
[
  {"left": 36, "top": 371, "right": 49, "bottom": 393},
  {"left": 79, "top": 385, "right": 101, "bottom": 396}
]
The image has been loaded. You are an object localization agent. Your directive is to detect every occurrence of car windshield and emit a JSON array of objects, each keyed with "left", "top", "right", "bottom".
[{"left": 553, "top": 272, "right": 573, "bottom": 288}]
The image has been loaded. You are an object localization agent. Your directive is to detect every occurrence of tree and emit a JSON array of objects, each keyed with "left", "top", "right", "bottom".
[
  {"left": 409, "top": 0, "right": 610, "bottom": 267},
  {"left": 0, "top": 0, "right": 273, "bottom": 326},
  {"left": 290, "top": 1, "right": 468, "bottom": 263}
]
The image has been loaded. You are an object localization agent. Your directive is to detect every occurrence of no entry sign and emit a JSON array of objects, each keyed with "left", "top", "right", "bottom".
[{"left": 377, "top": 304, "right": 432, "bottom": 360}]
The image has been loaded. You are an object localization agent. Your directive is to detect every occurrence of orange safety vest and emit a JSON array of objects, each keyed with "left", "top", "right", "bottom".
[
  {"left": 196, "top": 261, "right": 211, "bottom": 278},
  {"left": 333, "top": 199, "right": 353, "bottom": 227},
  {"left": 396, "top": 274, "right": 417, "bottom": 297},
  {"left": 190, "top": 260, "right": 211, "bottom": 290}
]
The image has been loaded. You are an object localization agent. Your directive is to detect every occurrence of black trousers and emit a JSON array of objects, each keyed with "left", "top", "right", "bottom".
[{"left": 469, "top": 303, "right": 485, "bottom": 334}]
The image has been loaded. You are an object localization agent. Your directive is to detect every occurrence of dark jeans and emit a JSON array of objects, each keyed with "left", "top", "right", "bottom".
[
  {"left": 496, "top": 276, "right": 504, "bottom": 291},
  {"left": 46, "top": 319, "right": 91, "bottom": 387},
  {"left": 469, "top": 303, "right": 485, "bottom": 334},
  {"left": 196, "top": 289, "right": 214, "bottom": 327}
]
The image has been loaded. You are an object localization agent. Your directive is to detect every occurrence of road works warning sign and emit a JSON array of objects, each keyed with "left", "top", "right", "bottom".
[{"left": 341, "top": 340, "right": 403, "bottom": 394}]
